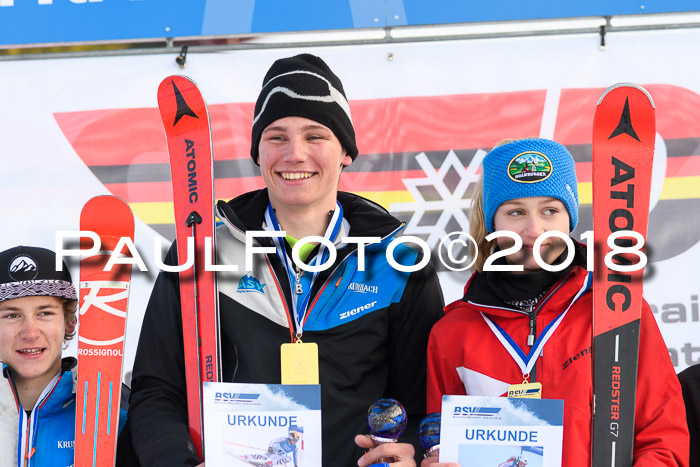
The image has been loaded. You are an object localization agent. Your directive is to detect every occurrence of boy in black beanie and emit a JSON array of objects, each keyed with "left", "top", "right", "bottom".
[{"left": 127, "top": 54, "right": 444, "bottom": 467}]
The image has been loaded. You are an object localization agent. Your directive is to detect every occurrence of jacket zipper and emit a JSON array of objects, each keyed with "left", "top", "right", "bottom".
[
  {"left": 470, "top": 272, "right": 573, "bottom": 383},
  {"left": 293, "top": 266, "right": 303, "bottom": 295},
  {"left": 524, "top": 274, "right": 571, "bottom": 382},
  {"left": 287, "top": 225, "right": 403, "bottom": 336},
  {"left": 24, "top": 413, "right": 31, "bottom": 467}
]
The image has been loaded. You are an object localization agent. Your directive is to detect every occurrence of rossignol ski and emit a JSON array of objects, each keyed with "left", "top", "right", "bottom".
[
  {"left": 591, "top": 84, "right": 655, "bottom": 466},
  {"left": 157, "top": 75, "right": 220, "bottom": 459},
  {"left": 75, "top": 195, "right": 134, "bottom": 467}
]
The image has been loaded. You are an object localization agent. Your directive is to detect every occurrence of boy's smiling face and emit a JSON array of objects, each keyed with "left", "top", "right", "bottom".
[{"left": 0, "top": 295, "right": 69, "bottom": 389}]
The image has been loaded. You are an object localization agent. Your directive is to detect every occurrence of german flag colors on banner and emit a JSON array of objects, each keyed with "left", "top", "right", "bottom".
[{"left": 54, "top": 84, "right": 700, "bottom": 264}]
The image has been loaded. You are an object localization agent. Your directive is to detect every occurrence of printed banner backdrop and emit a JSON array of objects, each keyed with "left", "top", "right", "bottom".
[{"left": 1, "top": 27, "right": 699, "bottom": 377}]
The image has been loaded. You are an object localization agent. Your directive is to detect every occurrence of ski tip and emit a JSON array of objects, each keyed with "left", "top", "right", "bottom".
[
  {"left": 158, "top": 74, "right": 198, "bottom": 89},
  {"left": 158, "top": 75, "right": 180, "bottom": 95},
  {"left": 596, "top": 83, "right": 655, "bottom": 109},
  {"left": 82, "top": 195, "right": 132, "bottom": 213},
  {"left": 80, "top": 195, "right": 135, "bottom": 242},
  {"left": 157, "top": 75, "right": 199, "bottom": 105}
]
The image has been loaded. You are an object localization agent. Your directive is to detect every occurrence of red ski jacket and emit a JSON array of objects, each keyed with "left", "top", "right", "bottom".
[{"left": 427, "top": 263, "right": 689, "bottom": 466}]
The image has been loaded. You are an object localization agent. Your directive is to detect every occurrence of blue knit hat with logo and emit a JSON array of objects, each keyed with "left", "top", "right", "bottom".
[{"left": 482, "top": 138, "right": 579, "bottom": 233}]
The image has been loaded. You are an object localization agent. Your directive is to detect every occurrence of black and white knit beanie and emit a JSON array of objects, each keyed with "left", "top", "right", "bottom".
[
  {"left": 250, "top": 54, "right": 358, "bottom": 164},
  {"left": 0, "top": 246, "right": 77, "bottom": 303}
]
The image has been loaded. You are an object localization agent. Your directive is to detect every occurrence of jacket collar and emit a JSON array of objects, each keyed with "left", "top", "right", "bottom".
[
  {"left": 2, "top": 357, "right": 76, "bottom": 414},
  {"left": 454, "top": 242, "right": 590, "bottom": 318}
]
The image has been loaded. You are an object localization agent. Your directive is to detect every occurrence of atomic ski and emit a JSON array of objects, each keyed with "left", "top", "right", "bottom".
[
  {"left": 591, "top": 84, "right": 655, "bottom": 466},
  {"left": 75, "top": 195, "right": 134, "bottom": 467},
  {"left": 157, "top": 74, "right": 220, "bottom": 459}
]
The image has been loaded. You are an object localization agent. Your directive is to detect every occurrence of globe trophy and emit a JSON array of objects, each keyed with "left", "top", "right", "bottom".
[
  {"left": 418, "top": 412, "right": 441, "bottom": 458},
  {"left": 367, "top": 398, "right": 408, "bottom": 463}
]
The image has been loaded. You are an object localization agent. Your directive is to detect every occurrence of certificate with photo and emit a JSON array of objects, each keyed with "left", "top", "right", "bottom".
[
  {"left": 440, "top": 395, "right": 564, "bottom": 467},
  {"left": 203, "top": 382, "right": 322, "bottom": 466}
]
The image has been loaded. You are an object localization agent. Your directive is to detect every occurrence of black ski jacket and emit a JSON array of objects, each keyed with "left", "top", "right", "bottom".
[
  {"left": 126, "top": 190, "right": 444, "bottom": 466},
  {"left": 679, "top": 364, "right": 700, "bottom": 466}
]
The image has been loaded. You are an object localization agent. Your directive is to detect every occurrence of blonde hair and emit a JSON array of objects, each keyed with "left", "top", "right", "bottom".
[
  {"left": 469, "top": 138, "right": 519, "bottom": 272},
  {"left": 469, "top": 175, "right": 490, "bottom": 272}
]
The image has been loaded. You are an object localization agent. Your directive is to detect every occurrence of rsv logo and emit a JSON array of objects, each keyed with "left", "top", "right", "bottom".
[
  {"left": 453, "top": 406, "right": 501, "bottom": 418},
  {"left": 214, "top": 392, "right": 260, "bottom": 402},
  {"left": 237, "top": 273, "right": 266, "bottom": 294},
  {"left": 508, "top": 387, "right": 540, "bottom": 397}
]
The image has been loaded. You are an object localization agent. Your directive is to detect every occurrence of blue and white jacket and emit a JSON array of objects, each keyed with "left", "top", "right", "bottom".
[
  {"left": 128, "top": 190, "right": 445, "bottom": 467},
  {"left": 1, "top": 358, "right": 127, "bottom": 467},
  {"left": 1, "top": 358, "right": 77, "bottom": 467}
]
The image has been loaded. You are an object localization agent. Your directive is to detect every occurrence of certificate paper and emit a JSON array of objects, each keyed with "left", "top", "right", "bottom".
[
  {"left": 440, "top": 395, "right": 563, "bottom": 467},
  {"left": 203, "top": 382, "right": 322, "bottom": 466}
]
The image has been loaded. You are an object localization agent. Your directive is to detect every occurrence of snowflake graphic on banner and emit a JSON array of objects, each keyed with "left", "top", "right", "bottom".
[{"left": 390, "top": 149, "right": 487, "bottom": 249}]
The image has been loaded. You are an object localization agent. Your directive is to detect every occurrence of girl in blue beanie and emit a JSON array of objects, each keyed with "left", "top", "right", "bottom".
[{"left": 422, "top": 139, "right": 688, "bottom": 467}]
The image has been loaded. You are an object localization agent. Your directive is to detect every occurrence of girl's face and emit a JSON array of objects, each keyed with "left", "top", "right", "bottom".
[{"left": 492, "top": 196, "right": 570, "bottom": 271}]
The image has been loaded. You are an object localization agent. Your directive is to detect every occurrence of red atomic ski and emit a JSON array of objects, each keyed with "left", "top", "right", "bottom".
[
  {"left": 157, "top": 75, "right": 220, "bottom": 459},
  {"left": 75, "top": 195, "right": 134, "bottom": 467},
  {"left": 591, "top": 84, "right": 655, "bottom": 466}
]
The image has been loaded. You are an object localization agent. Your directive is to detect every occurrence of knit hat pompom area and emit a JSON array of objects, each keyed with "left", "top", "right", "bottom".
[
  {"left": 482, "top": 138, "right": 579, "bottom": 233},
  {"left": 0, "top": 245, "right": 77, "bottom": 303},
  {"left": 250, "top": 53, "right": 358, "bottom": 164}
]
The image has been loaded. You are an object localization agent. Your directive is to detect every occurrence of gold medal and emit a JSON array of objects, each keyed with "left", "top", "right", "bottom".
[
  {"left": 507, "top": 374, "right": 542, "bottom": 398},
  {"left": 280, "top": 341, "right": 319, "bottom": 384},
  {"left": 507, "top": 382, "right": 542, "bottom": 398}
]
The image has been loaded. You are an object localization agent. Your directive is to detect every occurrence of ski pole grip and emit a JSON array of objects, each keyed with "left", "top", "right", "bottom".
[{"left": 186, "top": 211, "right": 203, "bottom": 227}]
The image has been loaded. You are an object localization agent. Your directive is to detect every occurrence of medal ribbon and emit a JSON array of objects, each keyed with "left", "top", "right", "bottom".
[
  {"left": 265, "top": 202, "right": 344, "bottom": 335},
  {"left": 480, "top": 272, "right": 592, "bottom": 376}
]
